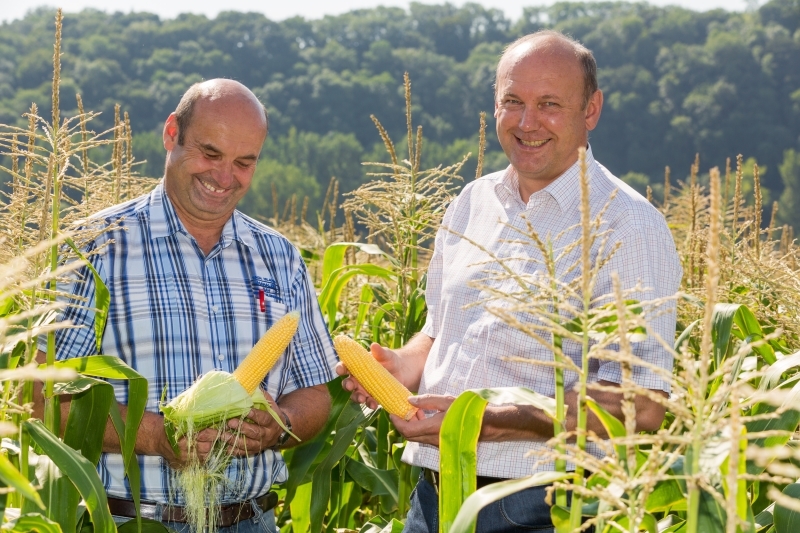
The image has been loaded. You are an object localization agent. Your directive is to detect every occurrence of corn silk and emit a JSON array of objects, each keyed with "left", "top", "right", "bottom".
[{"left": 160, "top": 370, "right": 272, "bottom": 533}]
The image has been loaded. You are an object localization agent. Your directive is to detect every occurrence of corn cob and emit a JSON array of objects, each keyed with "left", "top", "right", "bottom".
[
  {"left": 233, "top": 311, "right": 300, "bottom": 394},
  {"left": 334, "top": 334, "right": 418, "bottom": 421}
]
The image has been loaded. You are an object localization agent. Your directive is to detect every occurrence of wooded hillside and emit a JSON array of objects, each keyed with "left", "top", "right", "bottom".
[{"left": 2, "top": 1, "right": 799, "bottom": 227}]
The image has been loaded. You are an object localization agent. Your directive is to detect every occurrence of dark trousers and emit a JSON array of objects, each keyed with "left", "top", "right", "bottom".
[{"left": 403, "top": 474, "right": 557, "bottom": 532}]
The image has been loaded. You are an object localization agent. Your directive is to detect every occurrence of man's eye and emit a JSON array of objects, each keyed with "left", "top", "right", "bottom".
[{"left": 204, "top": 152, "right": 221, "bottom": 160}]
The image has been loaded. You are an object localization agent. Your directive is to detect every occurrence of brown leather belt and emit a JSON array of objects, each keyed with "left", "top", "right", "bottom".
[
  {"left": 422, "top": 468, "right": 507, "bottom": 493},
  {"left": 107, "top": 492, "right": 278, "bottom": 527}
]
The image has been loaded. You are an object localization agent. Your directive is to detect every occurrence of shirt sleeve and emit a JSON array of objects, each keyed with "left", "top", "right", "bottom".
[
  {"left": 38, "top": 243, "right": 108, "bottom": 360},
  {"left": 593, "top": 214, "right": 682, "bottom": 393},
  {"left": 282, "top": 254, "right": 339, "bottom": 392}
]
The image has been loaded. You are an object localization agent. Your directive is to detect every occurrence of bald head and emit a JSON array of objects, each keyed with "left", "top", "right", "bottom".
[
  {"left": 496, "top": 31, "right": 598, "bottom": 109},
  {"left": 174, "top": 79, "right": 268, "bottom": 145}
]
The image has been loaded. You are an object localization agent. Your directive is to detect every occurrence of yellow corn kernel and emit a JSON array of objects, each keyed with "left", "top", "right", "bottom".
[
  {"left": 333, "top": 335, "right": 418, "bottom": 421},
  {"left": 233, "top": 311, "right": 300, "bottom": 394}
]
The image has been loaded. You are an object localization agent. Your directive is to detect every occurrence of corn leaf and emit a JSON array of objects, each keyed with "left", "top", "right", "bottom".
[
  {"left": 1, "top": 513, "right": 62, "bottom": 533},
  {"left": 310, "top": 401, "right": 369, "bottom": 533},
  {"left": 65, "top": 238, "right": 109, "bottom": 355},
  {"left": 0, "top": 452, "right": 44, "bottom": 509},
  {"left": 24, "top": 419, "right": 114, "bottom": 533},
  {"left": 774, "top": 483, "right": 800, "bottom": 533},
  {"left": 449, "top": 472, "right": 571, "bottom": 533}
]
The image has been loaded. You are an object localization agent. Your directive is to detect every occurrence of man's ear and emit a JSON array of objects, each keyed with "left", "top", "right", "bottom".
[
  {"left": 163, "top": 113, "right": 179, "bottom": 150},
  {"left": 585, "top": 90, "right": 603, "bottom": 132}
]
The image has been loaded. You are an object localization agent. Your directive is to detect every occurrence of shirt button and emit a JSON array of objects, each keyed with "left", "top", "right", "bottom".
[
  {"left": 212, "top": 306, "right": 219, "bottom": 313},
  {"left": 217, "top": 354, "right": 225, "bottom": 361}
]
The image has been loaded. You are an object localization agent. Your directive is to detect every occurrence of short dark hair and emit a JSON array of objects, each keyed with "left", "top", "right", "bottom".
[
  {"left": 496, "top": 30, "right": 598, "bottom": 109},
  {"left": 173, "top": 82, "right": 269, "bottom": 145}
]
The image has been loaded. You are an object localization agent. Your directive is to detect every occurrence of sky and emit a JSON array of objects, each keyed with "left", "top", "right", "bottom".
[{"left": 2, "top": 0, "right": 757, "bottom": 25}]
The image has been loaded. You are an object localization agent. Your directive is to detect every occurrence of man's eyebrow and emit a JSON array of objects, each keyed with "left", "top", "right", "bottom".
[
  {"left": 199, "top": 142, "right": 259, "bottom": 161},
  {"left": 199, "top": 142, "right": 222, "bottom": 153}
]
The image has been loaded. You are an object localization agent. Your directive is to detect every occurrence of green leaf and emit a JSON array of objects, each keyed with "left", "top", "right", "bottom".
[
  {"left": 354, "top": 284, "right": 375, "bottom": 338},
  {"left": 585, "top": 398, "right": 627, "bottom": 462},
  {"left": 755, "top": 503, "right": 775, "bottom": 530},
  {"left": 65, "top": 238, "right": 110, "bottom": 355},
  {"left": 319, "top": 264, "right": 396, "bottom": 324},
  {"left": 284, "top": 376, "right": 351, "bottom": 504},
  {"left": 647, "top": 478, "right": 684, "bottom": 512},
  {"left": 2, "top": 513, "right": 63, "bottom": 533},
  {"left": 45, "top": 355, "right": 146, "bottom": 527},
  {"left": 289, "top": 482, "right": 312, "bottom": 533},
  {"left": 551, "top": 504, "right": 571, "bottom": 533},
  {"left": 439, "top": 390, "right": 488, "bottom": 533},
  {"left": 24, "top": 419, "right": 115, "bottom": 533},
  {"left": 309, "top": 402, "right": 369, "bottom": 533},
  {"left": 449, "top": 472, "right": 571, "bottom": 533},
  {"left": 0, "top": 452, "right": 44, "bottom": 509},
  {"left": 774, "top": 483, "right": 800, "bottom": 533},
  {"left": 345, "top": 459, "right": 399, "bottom": 501}
]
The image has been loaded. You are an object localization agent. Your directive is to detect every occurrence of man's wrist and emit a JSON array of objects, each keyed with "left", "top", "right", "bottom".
[{"left": 272, "top": 410, "right": 292, "bottom": 449}]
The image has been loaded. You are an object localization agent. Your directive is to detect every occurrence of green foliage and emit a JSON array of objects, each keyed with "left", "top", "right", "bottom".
[
  {"left": 3, "top": 2, "right": 799, "bottom": 227},
  {"left": 777, "top": 149, "right": 800, "bottom": 231}
]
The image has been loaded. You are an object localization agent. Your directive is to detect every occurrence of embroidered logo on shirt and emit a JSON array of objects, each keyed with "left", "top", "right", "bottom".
[{"left": 251, "top": 276, "right": 282, "bottom": 302}]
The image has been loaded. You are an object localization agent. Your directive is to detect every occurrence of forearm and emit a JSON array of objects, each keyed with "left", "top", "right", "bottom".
[
  {"left": 103, "top": 405, "right": 175, "bottom": 460},
  {"left": 275, "top": 383, "right": 330, "bottom": 449},
  {"left": 479, "top": 380, "right": 667, "bottom": 442},
  {"left": 393, "top": 333, "right": 434, "bottom": 392}
]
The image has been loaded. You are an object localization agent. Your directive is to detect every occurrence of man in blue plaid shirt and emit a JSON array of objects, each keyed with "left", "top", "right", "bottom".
[{"left": 38, "top": 79, "right": 339, "bottom": 532}]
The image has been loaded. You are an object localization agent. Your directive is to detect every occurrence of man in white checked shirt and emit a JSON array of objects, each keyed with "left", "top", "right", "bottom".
[
  {"left": 36, "top": 79, "right": 339, "bottom": 533},
  {"left": 338, "top": 30, "right": 681, "bottom": 532}
]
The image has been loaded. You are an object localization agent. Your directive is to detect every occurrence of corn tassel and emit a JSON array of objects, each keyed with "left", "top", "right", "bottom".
[
  {"left": 233, "top": 311, "right": 300, "bottom": 394},
  {"left": 334, "top": 334, "right": 418, "bottom": 421}
]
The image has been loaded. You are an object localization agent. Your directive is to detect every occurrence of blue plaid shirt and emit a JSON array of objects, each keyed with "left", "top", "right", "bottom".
[{"left": 45, "top": 182, "right": 338, "bottom": 504}]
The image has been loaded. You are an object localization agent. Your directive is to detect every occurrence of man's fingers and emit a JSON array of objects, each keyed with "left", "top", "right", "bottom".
[{"left": 408, "top": 394, "right": 456, "bottom": 411}]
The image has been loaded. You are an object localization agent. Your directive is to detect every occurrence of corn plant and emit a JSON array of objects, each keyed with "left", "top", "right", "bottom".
[
  {"left": 0, "top": 10, "right": 157, "bottom": 533},
  {"left": 279, "top": 75, "right": 474, "bottom": 532}
]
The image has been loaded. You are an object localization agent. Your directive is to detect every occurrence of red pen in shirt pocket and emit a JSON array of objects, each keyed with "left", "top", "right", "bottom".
[{"left": 259, "top": 289, "right": 266, "bottom": 312}]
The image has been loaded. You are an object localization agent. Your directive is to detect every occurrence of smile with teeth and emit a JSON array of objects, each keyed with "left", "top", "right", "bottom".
[
  {"left": 199, "top": 178, "right": 225, "bottom": 193},
  {"left": 519, "top": 138, "right": 549, "bottom": 147}
]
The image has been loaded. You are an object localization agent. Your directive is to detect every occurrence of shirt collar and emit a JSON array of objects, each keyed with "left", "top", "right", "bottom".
[
  {"left": 495, "top": 145, "right": 597, "bottom": 214},
  {"left": 149, "top": 180, "right": 255, "bottom": 249}
]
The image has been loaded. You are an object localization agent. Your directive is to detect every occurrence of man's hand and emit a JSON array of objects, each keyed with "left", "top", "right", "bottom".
[
  {"left": 336, "top": 343, "right": 403, "bottom": 410},
  {"left": 335, "top": 334, "right": 433, "bottom": 410},
  {"left": 224, "top": 406, "right": 285, "bottom": 456},
  {"left": 389, "top": 394, "right": 454, "bottom": 447}
]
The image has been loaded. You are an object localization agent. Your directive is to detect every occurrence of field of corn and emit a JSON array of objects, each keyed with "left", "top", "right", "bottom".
[{"left": 3, "top": 10, "right": 800, "bottom": 533}]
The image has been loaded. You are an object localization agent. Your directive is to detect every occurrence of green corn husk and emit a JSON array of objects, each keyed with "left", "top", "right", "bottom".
[
  {"left": 159, "top": 371, "right": 270, "bottom": 533},
  {"left": 160, "top": 370, "right": 269, "bottom": 454}
]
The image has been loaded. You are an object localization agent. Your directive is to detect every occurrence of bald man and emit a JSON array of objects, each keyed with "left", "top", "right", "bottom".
[
  {"left": 43, "top": 80, "right": 338, "bottom": 533},
  {"left": 338, "top": 31, "right": 681, "bottom": 532}
]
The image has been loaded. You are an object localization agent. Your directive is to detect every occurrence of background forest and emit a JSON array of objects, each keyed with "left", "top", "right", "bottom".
[{"left": 1, "top": 0, "right": 799, "bottom": 229}]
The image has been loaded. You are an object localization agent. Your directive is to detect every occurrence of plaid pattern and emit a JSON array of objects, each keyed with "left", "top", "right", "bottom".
[
  {"left": 403, "top": 147, "right": 682, "bottom": 478},
  {"left": 44, "top": 182, "right": 338, "bottom": 503}
]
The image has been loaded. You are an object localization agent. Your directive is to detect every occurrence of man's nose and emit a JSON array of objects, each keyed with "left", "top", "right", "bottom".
[
  {"left": 212, "top": 160, "right": 235, "bottom": 185},
  {"left": 518, "top": 105, "right": 540, "bottom": 131}
]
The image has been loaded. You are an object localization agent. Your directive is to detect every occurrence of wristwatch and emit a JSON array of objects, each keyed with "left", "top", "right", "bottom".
[{"left": 273, "top": 412, "right": 292, "bottom": 448}]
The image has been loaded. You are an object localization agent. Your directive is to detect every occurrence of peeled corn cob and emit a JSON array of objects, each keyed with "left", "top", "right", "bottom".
[
  {"left": 334, "top": 334, "right": 418, "bottom": 421},
  {"left": 233, "top": 310, "right": 300, "bottom": 394}
]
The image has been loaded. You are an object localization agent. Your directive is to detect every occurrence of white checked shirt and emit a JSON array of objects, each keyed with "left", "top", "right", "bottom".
[{"left": 402, "top": 147, "right": 682, "bottom": 479}]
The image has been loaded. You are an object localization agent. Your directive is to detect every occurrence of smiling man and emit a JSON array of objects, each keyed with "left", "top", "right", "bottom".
[
  {"left": 338, "top": 31, "right": 681, "bottom": 532},
  {"left": 42, "top": 79, "right": 338, "bottom": 533}
]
